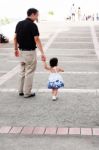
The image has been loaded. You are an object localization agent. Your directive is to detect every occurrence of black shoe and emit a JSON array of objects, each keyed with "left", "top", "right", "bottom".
[
  {"left": 19, "top": 93, "right": 24, "bottom": 96},
  {"left": 24, "top": 93, "right": 36, "bottom": 98}
]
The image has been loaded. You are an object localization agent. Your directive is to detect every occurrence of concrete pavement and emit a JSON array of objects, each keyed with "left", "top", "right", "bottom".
[
  {"left": 0, "top": 21, "right": 99, "bottom": 149},
  {"left": 0, "top": 135, "right": 99, "bottom": 150}
]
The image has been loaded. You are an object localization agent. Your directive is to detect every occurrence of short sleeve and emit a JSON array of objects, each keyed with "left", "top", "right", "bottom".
[
  {"left": 15, "top": 22, "right": 19, "bottom": 34},
  {"left": 32, "top": 23, "right": 39, "bottom": 36},
  {"left": 15, "top": 26, "right": 17, "bottom": 34}
]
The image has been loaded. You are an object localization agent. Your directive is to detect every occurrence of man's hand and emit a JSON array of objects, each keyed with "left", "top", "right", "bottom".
[
  {"left": 41, "top": 54, "right": 46, "bottom": 62},
  {"left": 15, "top": 50, "right": 19, "bottom": 57}
]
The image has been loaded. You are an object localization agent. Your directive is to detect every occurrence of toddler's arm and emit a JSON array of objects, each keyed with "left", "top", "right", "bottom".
[
  {"left": 58, "top": 67, "right": 64, "bottom": 72},
  {"left": 43, "top": 61, "right": 51, "bottom": 71}
]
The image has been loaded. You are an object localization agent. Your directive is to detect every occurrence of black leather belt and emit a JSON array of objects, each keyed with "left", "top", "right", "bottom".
[{"left": 20, "top": 49, "right": 35, "bottom": 51}]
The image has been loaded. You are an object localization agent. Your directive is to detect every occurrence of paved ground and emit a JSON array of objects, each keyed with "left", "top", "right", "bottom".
[
  {"left": 0, "top": 21, "right": 99, "bottom": 149},
  {"left": 0, "top": 135, "right": 99, "bottom": 150}
]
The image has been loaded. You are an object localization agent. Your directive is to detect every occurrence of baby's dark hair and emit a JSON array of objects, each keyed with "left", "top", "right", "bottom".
[{"left": 49, "top": 58, "right": 58, "bottom": 67}]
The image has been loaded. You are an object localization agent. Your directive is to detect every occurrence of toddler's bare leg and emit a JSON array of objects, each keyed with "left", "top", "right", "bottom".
[{"left": 52, "top": 89, "right": 58, "bottom": 101}]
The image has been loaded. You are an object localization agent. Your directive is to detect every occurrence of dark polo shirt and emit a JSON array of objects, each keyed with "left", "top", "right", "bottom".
[{"left": 15, "top": 18, "right": 39, "bottom": 50}]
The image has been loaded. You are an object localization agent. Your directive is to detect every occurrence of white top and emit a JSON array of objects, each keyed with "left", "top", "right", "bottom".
[{"left": 71, "top": 5, "right": 76, "bottom": 14}]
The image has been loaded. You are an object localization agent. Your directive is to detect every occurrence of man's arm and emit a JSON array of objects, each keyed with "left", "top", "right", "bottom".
[
  {"left": 14, "top": 34, "right": 19, "bottom": 57},
  {"left": 34, "top": 36, "right": 46, "bottom": 61}
]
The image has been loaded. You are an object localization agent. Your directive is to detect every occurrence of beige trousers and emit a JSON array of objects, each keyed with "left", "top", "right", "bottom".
[{"left": 18, "top": 50, "right": 37, "bottom": 96}]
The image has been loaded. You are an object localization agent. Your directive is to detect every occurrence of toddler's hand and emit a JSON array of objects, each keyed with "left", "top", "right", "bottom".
[{"left": 41, "top": 54, "right": 46, "bottom": 62}]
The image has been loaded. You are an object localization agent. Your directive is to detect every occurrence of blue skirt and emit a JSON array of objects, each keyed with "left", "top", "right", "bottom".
[
  {"left": 48, "top": 80, "right": 64, "bottom": 89},
  {"left": 48, "top": 73, "right": 64, "bottom": 89}
]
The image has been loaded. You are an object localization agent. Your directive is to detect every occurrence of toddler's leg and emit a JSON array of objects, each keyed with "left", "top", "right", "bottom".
[{"left": 52, "top": 89, "right": 58, "bottom": 101}]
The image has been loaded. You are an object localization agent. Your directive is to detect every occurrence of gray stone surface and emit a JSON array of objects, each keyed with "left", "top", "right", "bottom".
[
  {"left": 34, "top": 62, "right": 99, "bottom": 72},
  {"left": 54, "top": 37, "right": 93, "bottom": 42},
  {"left": 2, "top": 73, "right": 99, "bottom": 89},
  {"left": 49, "top": 43, "right": 94, "bottom": 49},
  {"left": 38, "top": 55, "right": 97, "bottom": 61},
  {"left": 45, "top": 48, "right": 95, "bottom": 55},
  {"left": 0, "top": 92, "right": 99, "bottom": 127},
  {"left": 0, "top": 136, "right": 99, "bottom": 150},
  {"left": 0, "top": 23, "right": 99, "bottom": 149},
  {"left": 0, "top": 61, "right": 18, "bottom": 71},
  {"left": 58, "top": 33, "right": 91, "bottom": 36},
  {"left": 69, "top": 27, "right": 90, "bottom": 30}
]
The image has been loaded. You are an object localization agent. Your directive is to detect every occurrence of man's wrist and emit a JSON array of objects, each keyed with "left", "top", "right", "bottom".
[
  {"left": 15, "top": 49, "right": 18, "bottom": 51},
  {"left": 41, "top": 51, "right": 44, "bottom": 55}
]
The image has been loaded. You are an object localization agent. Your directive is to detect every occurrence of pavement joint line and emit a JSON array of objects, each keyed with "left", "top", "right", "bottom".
[
  {"left": 44, "top": 54, "right": 97, "bottom": 57},
  {"left": 59, "top": 35, "right": 92, "bottom": 37},
  {"left": 0, "top": 126, "right": 12, "bottom": 134},
  {"left": 0, "top": 88, "right": 99, "bottom": 94},
  {"left": 56, "top": 36, "right": 95, "bottom": 39},
  {"left": 43, "top": 128, "right": 46, "bottom": 135},
  {"left": 80, "top": 128, "right": 81, "bottom": 135},
  {"left": 56, "top": 36, "right": 93, "bottom": 38},
  {"left": 0, "top": 52, "right": 96, "bottom": 57},
  {"left": 6, "top": 60, "right": 94, "bottom": 64},
  {"left": 8, "top": 126, "right": 13, "bottom": 134},
  {"left": 39, "top": 60, "right": 99, "bottom": 63},
  {"left": 0, "top": 48, "right": 14, "bottom": 49},
  {"left": 7, "top": 60, "right": 99, "bottom": 63},
  {"left": 93, "top": 128, "right": 99, "bottom": 135},
  {"left": 5, "top": 60, "right": 20, "bottom": 63},
  {"left": 0, "top": 53, "right": 13, "bottom": 56},
  {"left": 0, "top": 53, "right": 96, "bottom": 58},
  {"left": 0, "top": 126, "right": 99, "bottom": 136},
  {"left": 47, "top": 48, "right": 95, "bottom": 50},
  {"left": 57, "top": 128, "right": 69, "bottom": 135},
  {"left": 37, "top": 89, "right": 97, "bottom": 94},
  {"left": 44, "top": 127, "right": 57, "bottom": 135},
  {"left": 21, "top": 127, "right": 34, "bottom": 135},
  {"left": 0, "top": 48, "right": 95, "bottom": 51},
  {"left": 34, "top": 71, "right": 99, "bottom": 75},
  {"left": 9, "top": 127, "right": 23, "bottom": 134},
  {"left": 68, "top": 128, "right": 70, "bottom": 134},
  {"left": 52, "top": 41, "right": 93, "bottom": 44},
  {"left": 0, "top": 29, "right": 61, "bottom": 86},
  {"left": 56, "top": 128, "right": 58, "bottom": 135}
]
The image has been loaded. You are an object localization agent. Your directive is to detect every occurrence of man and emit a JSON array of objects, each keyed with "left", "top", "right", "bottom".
[{"left": 14, "top": 8, "right": 46, "bottom": 98}]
